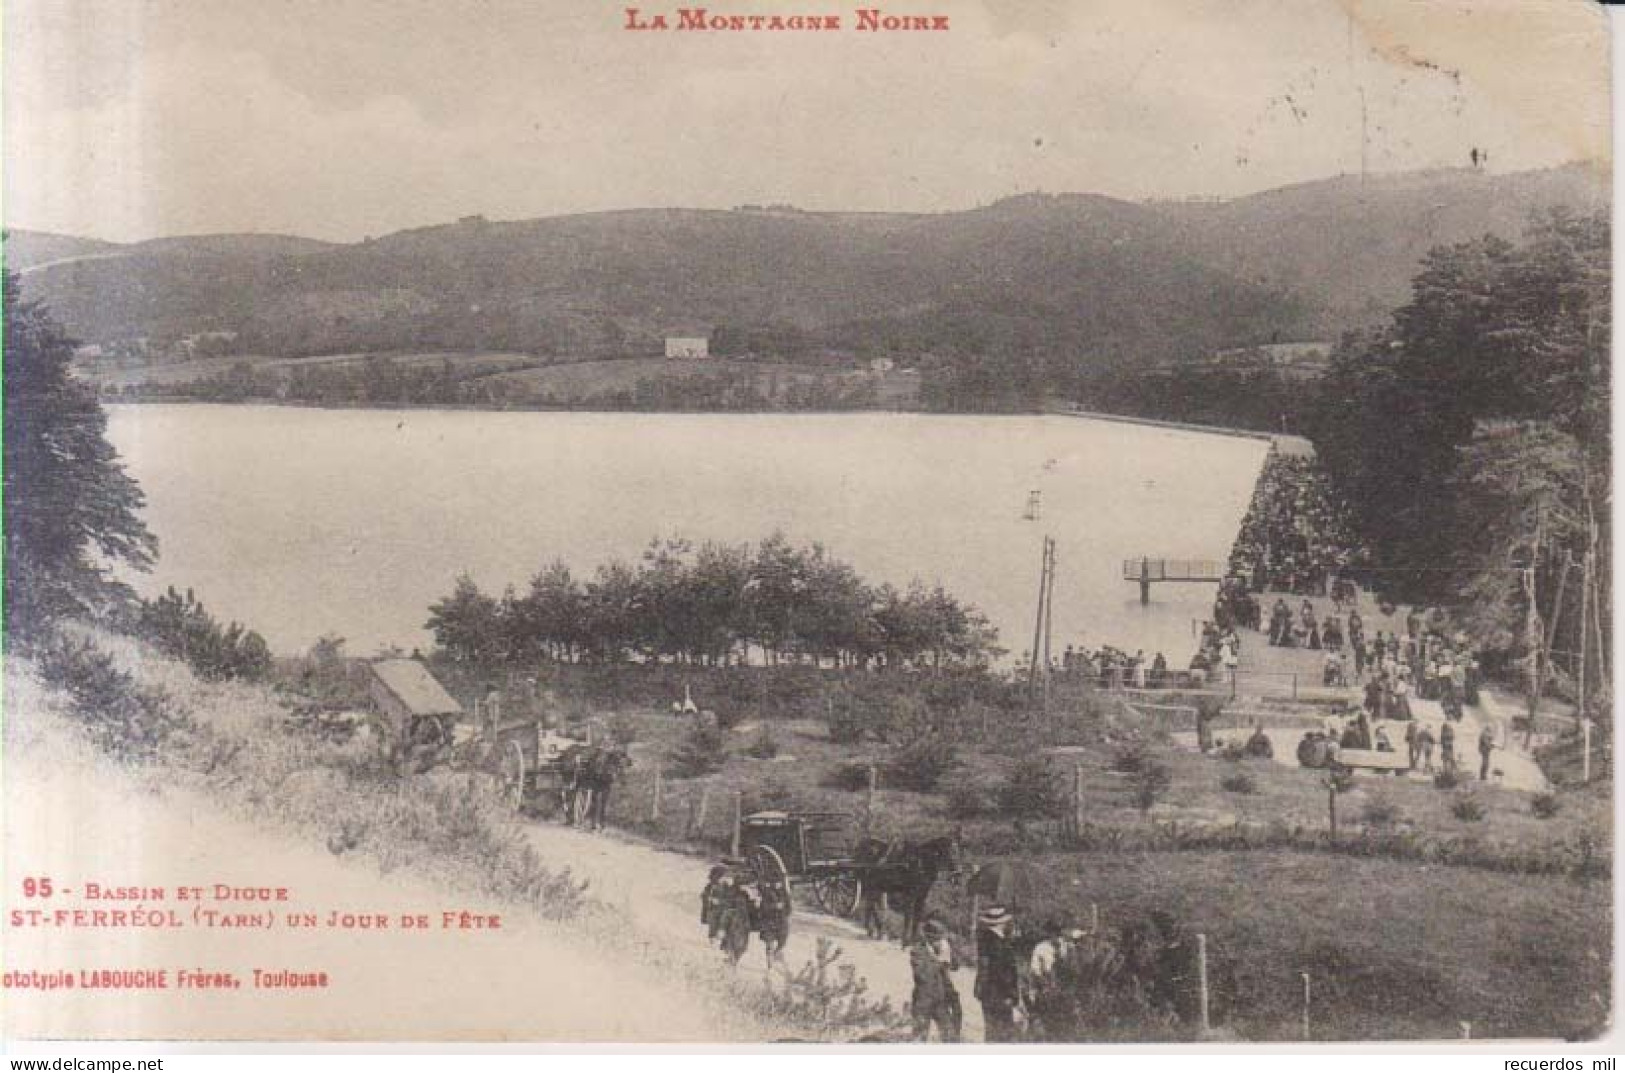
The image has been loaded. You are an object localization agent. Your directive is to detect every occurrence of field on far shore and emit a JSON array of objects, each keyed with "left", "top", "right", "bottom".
[{"left": 82, "top": 351, "right": 924, "bottom": 408}]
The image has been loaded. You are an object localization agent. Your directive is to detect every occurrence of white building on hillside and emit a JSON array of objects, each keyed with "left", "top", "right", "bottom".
[{"left": 664, "top": 336, "right": 710, "bottom": 359}]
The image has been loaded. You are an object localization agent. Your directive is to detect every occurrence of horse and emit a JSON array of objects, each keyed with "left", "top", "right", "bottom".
[
  {"left": 855, "top": 834, "right": 963, "bottom": 945},
  {"left": 560, "top": 744, "right": 631, "bottom": 830}
]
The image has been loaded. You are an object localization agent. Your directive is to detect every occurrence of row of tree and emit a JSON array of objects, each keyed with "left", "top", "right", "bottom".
[
  {"left": 425, "top": 534, "right": 1001, "bottom": 669},
  {"left": 1305, "top": 209, "right": 1610, "bottom": 710}
]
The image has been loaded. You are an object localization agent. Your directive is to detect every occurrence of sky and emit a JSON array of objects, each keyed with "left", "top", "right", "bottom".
[{"left": 2, "top": 0, "right": 1611, "bottom": 243}]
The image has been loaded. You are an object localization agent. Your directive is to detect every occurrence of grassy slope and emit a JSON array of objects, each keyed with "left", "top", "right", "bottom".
[{"left": 572, "top": 698, "right": 1609, "bottom": 1042}]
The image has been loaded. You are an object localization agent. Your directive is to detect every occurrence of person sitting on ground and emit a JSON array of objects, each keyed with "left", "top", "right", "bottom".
[{"left": 1245, "top": 725, "right": 1274, "bottom": 759}]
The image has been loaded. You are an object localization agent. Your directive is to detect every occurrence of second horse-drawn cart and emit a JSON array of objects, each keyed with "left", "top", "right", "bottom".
[
  {"left": 736, "top": 810, "right": 866, "bottom": 919},
  {"left": 491, "top": 720, "right": 582, "bottom": 818}
]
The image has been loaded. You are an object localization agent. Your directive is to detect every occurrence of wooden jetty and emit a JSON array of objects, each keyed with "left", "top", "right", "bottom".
[{"left": 1123, "top": 557, "right": 1226, "bottom": 604}]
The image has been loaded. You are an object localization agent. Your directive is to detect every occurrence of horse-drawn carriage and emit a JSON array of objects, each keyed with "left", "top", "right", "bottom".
[
  {"left": 736, "top": 810, "right": 962, "bottom": 942},
  {"left": 491, "top": 719, "right": 581, "bottom": 818},
  {"left": 487, "top": 718, "right": 631, "bottom": 827},
  {"left": 736, "top": 810, "right": 866, "bottom": 918}
]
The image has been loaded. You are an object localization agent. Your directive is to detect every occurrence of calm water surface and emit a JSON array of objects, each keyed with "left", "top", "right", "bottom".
[{"left": 106, "top": 406, "right": 1267, "bottom": 663}]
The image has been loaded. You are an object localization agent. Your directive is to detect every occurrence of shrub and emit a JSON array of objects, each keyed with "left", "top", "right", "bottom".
[
  {"left": 137, "top": 586, "right": 272, "bottom": 681},
  {"left": 36, "top": 633, "right": 181, "bottom": 758},
  {"left": 749, "top": 780, "right": 795, "bottom": 812},
  {"left": 1451, "top": 796, "right": 1486, "bottom": 822},
  {"left": 1219, "top": 772, "right": 1256, "bottom": 795},
  {"left": 827, "top": 705, "right": 866, "bottom": 745},
  {"left": 945, "top": 783, "right": 987, "bottom": 819},
  {"left": 886, "top": 736, "right": 958, "bottom": 792},
  {"left": 605, "top": 712, "right": 640, "bottom": 746},
  {"left": 1531, "top": 791, "right": 1562, "bottom": 819},
  {"left": 996, "top": 754, "right": 1063, "bottom": 818},
  {"left": 1362, "top": 795, "right": 1401, "bottom": 828},
  {"left": 746, "top": 724, "right": 780, "bottom": 760},
  {"left": 1131, "top": 761, "right": 1172, "bottom": 813},
  {"left": 746, "top": 938, "right": 906, "bottom": 1040},
  {"left": 669, "top": 718, "right": 727, "bottom": 778},
  {"left": 821, "top": 762, "right": 872, "bottom": 793},
  {"left": 1434, "top": 770, "right": 1460, "bottom": 791},
  {"left": 1111, "top": 741, "right": 1152, "bottom": 774},
  {"left": 1218, "top": 740, "right": 1248, "bottom": 763}
]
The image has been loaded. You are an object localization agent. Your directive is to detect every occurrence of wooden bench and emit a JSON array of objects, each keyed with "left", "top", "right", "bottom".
[{"left": 1335, "top": 748, "right": 1411, "bottom": 775}]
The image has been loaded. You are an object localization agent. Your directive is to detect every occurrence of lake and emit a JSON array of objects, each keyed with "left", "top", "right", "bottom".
[{"left": 105, "top": 405, "right": 1268, "bottom": 664}]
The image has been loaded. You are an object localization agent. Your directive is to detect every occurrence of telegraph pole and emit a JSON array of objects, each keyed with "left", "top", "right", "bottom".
[{"left": 1028, "top": 536, "right": 1056, "bottom": 705}]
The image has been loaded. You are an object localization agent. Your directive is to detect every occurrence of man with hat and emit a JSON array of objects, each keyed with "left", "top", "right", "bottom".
[
  {"left": 974, "top": 905, "right": 1024, "bottom": 1041},
  {"left": 908, "top": 915, "right": 962, "bottom": 1042}
]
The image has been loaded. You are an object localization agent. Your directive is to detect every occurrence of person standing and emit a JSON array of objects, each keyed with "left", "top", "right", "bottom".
[
  {"left": 1440, "top": 722, "right": 1457, "bottom": 777},
  {"left": 1478, "top": 725, "right": 1496, "bottom": 781},
  {"left": 909, "top": 917, "right": 962, "bottom": 1042},
  {"left": 1418, "top": 724, "right": 1437, "bottom": 773},
  {"left": 1405, "top": 720, "right": 1420, "bottom": 771},
  {"left": 974, "top": 907, "right": 1023, "bottom": 1042},
  {"left": 1025, "top": 920, "right": 1084, "bottom": 1041}
]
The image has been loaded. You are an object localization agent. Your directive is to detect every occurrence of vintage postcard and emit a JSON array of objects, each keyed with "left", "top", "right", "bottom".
[{"left": 1, "top": 0, "right": 1614, "bottom": 1048}]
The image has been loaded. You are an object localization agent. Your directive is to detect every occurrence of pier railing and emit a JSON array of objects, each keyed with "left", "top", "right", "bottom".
[{"left": 1120, "top": 558, "right": 1226, "bottom": 582}]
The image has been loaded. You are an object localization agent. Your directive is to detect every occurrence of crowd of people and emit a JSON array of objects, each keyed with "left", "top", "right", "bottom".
[
  {"left": 699, "top": 862, "right": 792, "bottom": 968},
  {"left": 1226, "top": 451, "right": 1368, "bottom": 597},
  {"left": 910, "top": 906, "right": 1225, "bottom": 1043},
  {"left": 1054, "top": 644, "right": 1173, "bottom": 691}
]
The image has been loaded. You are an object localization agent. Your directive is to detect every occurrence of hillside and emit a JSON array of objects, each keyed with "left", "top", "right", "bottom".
[
  {"left": 1151, "top": 164, "right": 1610, "bottom": 332},
  {"left": 3, "top": 228, "right": 123, "bottom": 272},
  {"left": 11, "top": 166, "right": 1607, "bottom": 386}
]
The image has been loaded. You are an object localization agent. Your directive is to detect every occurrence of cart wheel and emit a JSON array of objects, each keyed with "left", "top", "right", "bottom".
[
  {"left": 746, "top": 845, "right": 790, "bottom": 889},
  {"left": 813, "top": 873, "right": 862, "bottom": 918},
  {"left": 502, "top": 741, "right": 528, "bottom": 814}
]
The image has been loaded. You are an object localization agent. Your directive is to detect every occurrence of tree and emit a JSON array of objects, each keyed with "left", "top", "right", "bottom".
[
  {"left": 424, "top": 573, "right": 502, "bottom": 662},
  {"left": 3, "top": 269, "right": 156, "bottom": 638},
  {"left": 1310, "top": 210, "right": 1610, "bottom": 610}
]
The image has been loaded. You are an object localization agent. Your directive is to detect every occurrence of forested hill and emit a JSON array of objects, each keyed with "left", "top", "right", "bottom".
[
  {"left": 1150, "top": 164, "right": 1609, "bottom": 333},
  {"left": 10, "top": 164, "right": 1606, "bottom": 377}
]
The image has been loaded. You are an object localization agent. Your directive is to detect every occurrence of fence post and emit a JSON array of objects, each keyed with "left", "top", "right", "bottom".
[
  {"left": 1300, "top": 972, "right": 1311, "bottom": 1041},
  {"left": 650, "top": 771, "right": 663, "bottom": 822},
  {"left": 1195, "top": 933, "right": 1211, "bottom": 1034},
  {"left": 1292, "top": 674, "right": 1298, "bottom": 701},
  {"left": 1326, "top": 778, "right": 1338, "bottom": 841},
  {"left": 1583, "top": 718, "right": 1592, "bottom": 783},
  {"left": 1072, "top": 763, "right": 1085, "bottom": 841},
  {"left": 691, "top": 786, "right": 711, "bottom": 839},
  {"left": 730, "top": 790, "right": 743, "bottom": 857},
  {"left": 864, "top": 765, "right": 878, "bottom": 836}
]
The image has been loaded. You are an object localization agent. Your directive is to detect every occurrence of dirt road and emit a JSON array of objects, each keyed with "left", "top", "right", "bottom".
[
  {"left": 516, "top": 818, "right": 987, "bottom": 1042},
  {"left": 2, "top": 687, "right": 760, "bottom": 1043}
]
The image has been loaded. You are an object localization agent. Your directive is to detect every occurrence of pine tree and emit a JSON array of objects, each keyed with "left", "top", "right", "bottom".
[{"left": 3, "top": 268, "right": 156, "bottom": 639}]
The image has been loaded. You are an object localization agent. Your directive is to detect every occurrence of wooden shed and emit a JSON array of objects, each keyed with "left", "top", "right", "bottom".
[{"left": 367, "top": 659, "right": 463, "bottom": 734}]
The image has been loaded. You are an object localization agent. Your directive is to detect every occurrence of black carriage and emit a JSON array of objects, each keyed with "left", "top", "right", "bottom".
[{"left": 737, "top": 810, "right": 864, "bottom": 918}]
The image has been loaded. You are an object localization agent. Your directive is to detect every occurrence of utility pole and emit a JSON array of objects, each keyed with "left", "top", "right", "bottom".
[
  {"left": 1028, "top": 536, "right": 1056, "bottom": 705},
  {"left": 1042, "top": 538, "right": 1057, "bottom": 706},
  {"left": 1523, "top": 513, "right": 1544, "bottom": 749},
  {"left": 1535, "top": 554, "right": 1573, "bottom": 748},
  {"left": 1577, "top": 547, "right": 1591, "bottom": 734}
]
